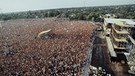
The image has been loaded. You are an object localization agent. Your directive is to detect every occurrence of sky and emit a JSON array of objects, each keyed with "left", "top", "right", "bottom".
[{"left": 0, "top": 0, "right": 135, "bottom": 13}]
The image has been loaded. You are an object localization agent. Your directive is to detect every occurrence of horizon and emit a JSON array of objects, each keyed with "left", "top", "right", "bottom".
[
  {"left": 1, "top": 4, "right": 135, "bottom": 14},
  {"left": 0, "top": 0, "right": 135, "bottom": 13}
]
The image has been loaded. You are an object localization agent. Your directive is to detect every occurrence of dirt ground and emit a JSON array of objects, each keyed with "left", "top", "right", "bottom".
[{"left": 0, "top": 18, "right": 96, "bottom": 76}]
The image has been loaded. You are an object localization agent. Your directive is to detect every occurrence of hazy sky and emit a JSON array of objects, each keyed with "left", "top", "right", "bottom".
[{"left": 0, "top": 0, "right": 135, "bottom": 13}]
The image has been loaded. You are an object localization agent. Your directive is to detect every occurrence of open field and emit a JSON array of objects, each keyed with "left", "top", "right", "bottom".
[{"left": 0, "top": 18, "right": 96, "bottom": 76}]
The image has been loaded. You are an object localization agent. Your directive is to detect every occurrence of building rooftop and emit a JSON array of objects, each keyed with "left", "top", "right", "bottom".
[
  {"left": 104, "top": 18, "right": 135, "bottom": 27},
  {"left": 114, "top": 21, "right": 125, "bottom": 26}
]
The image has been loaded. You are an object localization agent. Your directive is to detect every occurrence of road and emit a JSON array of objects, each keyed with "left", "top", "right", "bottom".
[{"left": 91, "top": 31, "right": 115, "bottom": 75}]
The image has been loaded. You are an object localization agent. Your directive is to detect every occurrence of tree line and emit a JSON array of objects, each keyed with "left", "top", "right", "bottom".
[{"left": 0, "top": 4, "right": 135, "bottom": 22}]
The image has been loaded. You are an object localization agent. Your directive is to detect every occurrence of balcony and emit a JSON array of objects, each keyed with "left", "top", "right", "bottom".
[
  {"left": 113, "top": 43, "right": 126, "bottom": 50},
  {"left": 112, "top": 26, "right": 129, "bottom": 34},
  {"left": 112, "top": 33, "right": 128, "bottom": 42}
]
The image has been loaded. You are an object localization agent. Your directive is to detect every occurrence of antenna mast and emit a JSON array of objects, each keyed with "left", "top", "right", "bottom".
[{"left": 83, "top": 0, "right": 86, "bottom": 7}]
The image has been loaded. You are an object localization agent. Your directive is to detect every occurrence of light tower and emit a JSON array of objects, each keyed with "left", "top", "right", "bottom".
[
  {"left": 0, "top": 8, "right": 2, "bottom": 28},
  {"left": 83, "top": 0, "right": 86, "bottom": 7},
  {"left": 0, "top": 8, "right": 3, "bottom": 14}
]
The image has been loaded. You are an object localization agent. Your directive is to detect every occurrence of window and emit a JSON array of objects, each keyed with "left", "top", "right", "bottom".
[
  {"left": 121, "top": 27, "right": 122, "bottom": 31},
  {"left": 120, "top": 34, "right": 123, "bottom": 37},
  {"left": 118, "top": 42, "right": 121, "bottom": 47}
]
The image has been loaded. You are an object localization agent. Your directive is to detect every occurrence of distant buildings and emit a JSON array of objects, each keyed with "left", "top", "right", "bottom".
[{"left": 104, "top": 14, "right": 117, "bottom": 18}]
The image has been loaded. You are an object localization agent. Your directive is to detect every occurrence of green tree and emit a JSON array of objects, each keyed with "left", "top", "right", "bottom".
[{"left": 86, "top": 12, "right": 94, "bottom": 20}]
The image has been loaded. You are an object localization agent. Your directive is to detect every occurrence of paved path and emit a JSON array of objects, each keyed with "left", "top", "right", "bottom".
[{"left": 91, "top": 31, "right": 114, "bottom": 74}]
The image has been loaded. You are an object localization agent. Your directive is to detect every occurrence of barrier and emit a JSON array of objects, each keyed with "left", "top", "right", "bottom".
[{"left": 82, "top": 29, "right": 97, "bottom": 76}]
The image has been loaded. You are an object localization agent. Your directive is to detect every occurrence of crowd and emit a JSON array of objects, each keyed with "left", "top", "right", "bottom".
[{"left": 0, "top": 18, "right": 96, "bottom": 76}]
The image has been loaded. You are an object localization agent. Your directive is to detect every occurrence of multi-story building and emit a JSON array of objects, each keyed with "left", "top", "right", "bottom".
[
  {"left": 111, "top": 21, "right": 134, "bottom": 51},
  {"left": 103, "top": 18, "right": 135, "bottom": 62}
]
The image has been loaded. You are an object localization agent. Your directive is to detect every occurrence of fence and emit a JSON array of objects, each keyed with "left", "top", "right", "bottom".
[{"left": 82, "top": 29, "right": 97, "bottom": 76}]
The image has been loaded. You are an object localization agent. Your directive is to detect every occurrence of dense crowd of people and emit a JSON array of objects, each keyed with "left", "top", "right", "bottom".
[{"left": 0, "top": 18, "right": 96, "bottom": 76}]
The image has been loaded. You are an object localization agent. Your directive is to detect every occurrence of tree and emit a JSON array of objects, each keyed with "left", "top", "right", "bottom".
[
  {"left": 86, "top": 12, "right": 94, "bottom": 20},
  {"left": 47, "top": 11, "right": 54, "bottom": 17}
]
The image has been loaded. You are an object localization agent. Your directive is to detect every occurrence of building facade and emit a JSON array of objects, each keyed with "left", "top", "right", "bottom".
[
  {"left": 103, "top": 18, "right": 135, "bottom": 61},
  {"left": 111, "top": 21, "right": 134, "bottom": 51}
]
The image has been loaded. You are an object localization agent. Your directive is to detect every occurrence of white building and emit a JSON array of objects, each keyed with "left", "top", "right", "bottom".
[{"left": 103, "top": 18, "right": 135, "bottom": 62}]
